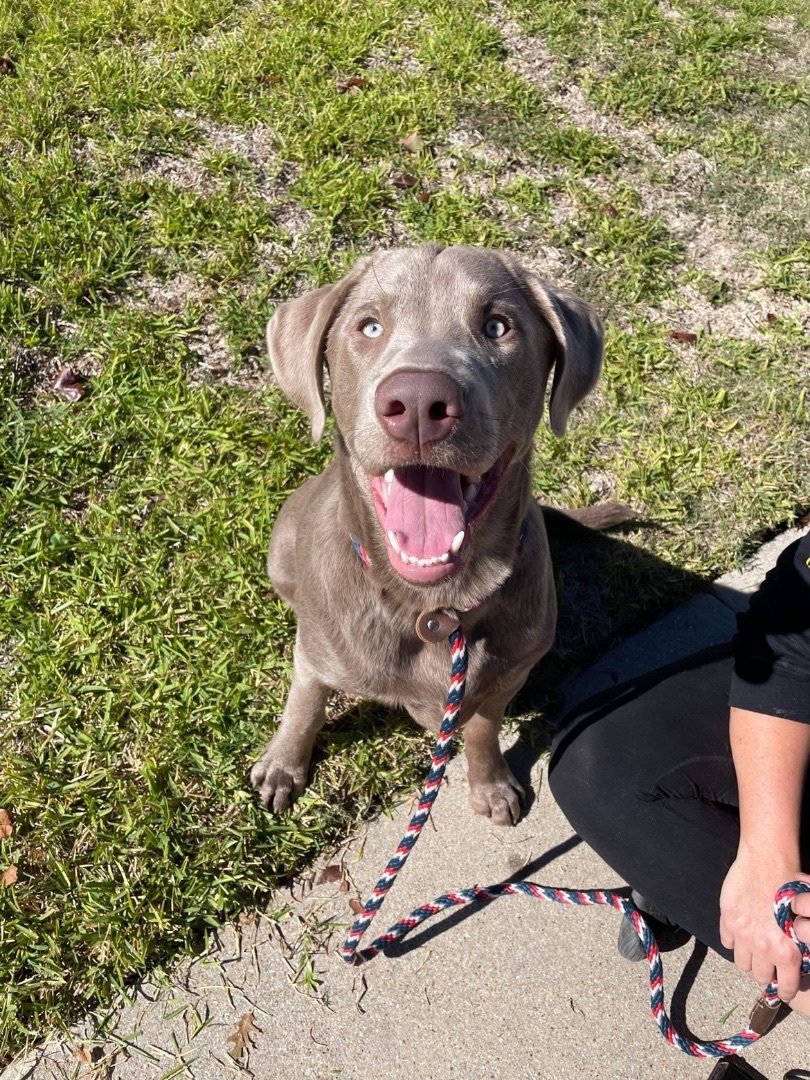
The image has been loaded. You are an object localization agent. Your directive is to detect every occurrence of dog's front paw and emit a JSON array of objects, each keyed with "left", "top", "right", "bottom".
[
  {"left": 250, "top": 752, "right": 308, "bottom": 813},
  {"left": 468, "top": 769, "right": 524, "bottom": 827}
]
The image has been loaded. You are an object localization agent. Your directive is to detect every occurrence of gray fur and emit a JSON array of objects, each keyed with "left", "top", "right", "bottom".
[{"left": 252, "top": 245, "right": 604, "bottom": 825}]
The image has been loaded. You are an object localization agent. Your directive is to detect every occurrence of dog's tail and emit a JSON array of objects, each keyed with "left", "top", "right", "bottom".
[{"left": 541, "top": 502, "right": 635, "bottom": 535}]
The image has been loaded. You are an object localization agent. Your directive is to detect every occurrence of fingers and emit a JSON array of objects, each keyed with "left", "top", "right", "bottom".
[
  {"left": 733, "top": 942, "right": 753, "bottom": 975},
  {"left": 765, "top": 938, "right": 802, "bottom": 1002},
  {"left": 719, "top": 919, "right": 734, "bottom": 952},
  {"left": 789, "top": 882, "right": 810, "bottom": 945},
  {"left": 728, "top": 931, "right": 801, "bottom": 1002},
  {"left": 776, "top": 955, "right": 802, "bottom": 1002}
]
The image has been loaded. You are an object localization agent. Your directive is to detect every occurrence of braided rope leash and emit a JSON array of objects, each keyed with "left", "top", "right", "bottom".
[{"left": 341, "top": 623, "right": 810, "bottom": 1058}]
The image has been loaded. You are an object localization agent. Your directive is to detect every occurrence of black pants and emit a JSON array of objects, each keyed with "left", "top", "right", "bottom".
[{"left": 548, "top": 644, "right": 810, "bottom": 960}]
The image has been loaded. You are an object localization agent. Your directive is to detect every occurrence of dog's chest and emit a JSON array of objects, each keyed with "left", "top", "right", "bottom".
[{"left": 302, "top": 598, "right": 539, "bottom": 726}]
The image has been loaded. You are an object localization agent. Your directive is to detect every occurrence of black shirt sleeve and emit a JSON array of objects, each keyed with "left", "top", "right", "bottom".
[{"left": 729, "top": 534, "right": 810, "bottom": 725}]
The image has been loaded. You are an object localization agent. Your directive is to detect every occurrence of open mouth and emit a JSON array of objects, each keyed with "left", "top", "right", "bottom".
[{"left": 369, "top": 449, "right": 511, "bottom": 584}]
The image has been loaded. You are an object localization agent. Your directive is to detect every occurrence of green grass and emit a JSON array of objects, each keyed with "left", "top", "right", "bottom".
[{"left": 1, "top": 0, "right": 809, "bottom": 1062}]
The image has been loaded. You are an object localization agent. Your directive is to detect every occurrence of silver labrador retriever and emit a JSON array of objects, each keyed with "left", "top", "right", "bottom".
[{"left": 251, "top": 244, "right": 603, "bottom": 825}]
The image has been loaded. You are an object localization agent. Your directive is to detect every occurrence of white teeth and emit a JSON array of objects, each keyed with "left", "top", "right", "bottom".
[
  {"left": 464, "top": 483, "right": 478, "bottom": 502},
  {"left": 392, "top": 537, "right": 462, "bottom": 567},
  {"left": 467, "top": 475, "right": 481, "bottom": 484},
  {"left": 384, "top": 469, "right": 394, "bottom": 483}
]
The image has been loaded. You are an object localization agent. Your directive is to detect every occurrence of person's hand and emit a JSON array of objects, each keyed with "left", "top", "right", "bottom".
[
  {"left": 790, "top": 886, "right": 810, "bottom": 950},
  {"left": 719, "top": 851, "right": 810, "bottom": 1002}
]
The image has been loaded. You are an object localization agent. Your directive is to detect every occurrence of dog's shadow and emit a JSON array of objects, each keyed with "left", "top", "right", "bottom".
[{"left": 520, "top": 508, "right": 712, "bottom": 716}]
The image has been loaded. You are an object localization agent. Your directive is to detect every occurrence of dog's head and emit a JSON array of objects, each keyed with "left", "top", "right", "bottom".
[{"left": 267, "top": 244, "right": 602, "bottom": 587}]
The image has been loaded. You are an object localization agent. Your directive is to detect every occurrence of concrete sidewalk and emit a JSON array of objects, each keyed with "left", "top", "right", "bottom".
[{"left": 4, "top": 527, "right": 809, "bottom": 1080}]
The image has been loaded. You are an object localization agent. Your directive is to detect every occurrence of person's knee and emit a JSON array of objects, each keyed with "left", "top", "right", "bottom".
[
  {"left": 548, "top": 717, "right": 611, "bottom": 822},
  {"left": 548, "top": 704, "right": 650, "bottom": 833}
]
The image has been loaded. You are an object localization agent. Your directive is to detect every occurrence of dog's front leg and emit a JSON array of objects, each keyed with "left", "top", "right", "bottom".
[
  {"left": 463, "top": 676, "right": 530, "bottom": 827},
  {"left": 251, "top": 644, "right": 330, "bottom": 813}
]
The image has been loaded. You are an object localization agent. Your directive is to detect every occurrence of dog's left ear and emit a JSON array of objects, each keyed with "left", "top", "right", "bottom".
[
  {"left": 525, "top": 278, "right": 604, "bottom": 437},
  {"left": 266, "top": 259, "right": 370, "bottom": 442}
]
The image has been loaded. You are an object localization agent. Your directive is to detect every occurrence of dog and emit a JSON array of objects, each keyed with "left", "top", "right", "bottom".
[{"left": 251, "top": 244, "right": 604, "bottom": 826}]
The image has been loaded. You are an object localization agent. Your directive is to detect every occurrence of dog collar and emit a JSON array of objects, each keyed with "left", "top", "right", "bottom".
[{"left": 350, "top": 536, "right": 372, "bottom": 567}]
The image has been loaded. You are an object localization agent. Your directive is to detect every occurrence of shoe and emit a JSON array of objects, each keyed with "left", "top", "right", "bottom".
[
  {"left": 617, "top": 890, "right": 683, "bottom": 962},
  {"left": 617, "top": 912, "right": 647, "bottom": 961}
]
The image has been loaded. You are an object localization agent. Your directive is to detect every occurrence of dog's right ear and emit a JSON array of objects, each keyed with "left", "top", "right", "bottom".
[{"left": 266, "top": 260, "right": 369, "bottom": 442}]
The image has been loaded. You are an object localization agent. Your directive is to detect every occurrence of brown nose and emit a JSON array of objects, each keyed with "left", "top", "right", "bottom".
[{"left": 375, "top": 368, "right": 464, "bottom": 447}]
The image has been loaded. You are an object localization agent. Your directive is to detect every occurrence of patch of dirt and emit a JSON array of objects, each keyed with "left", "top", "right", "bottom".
[
  {"left": 135, "top": 119, "right": 310, "bottom": 237},
  {"left": 499, "top": 21, "right": 672, "bottom": 160},
  {"left": 135, "top": 273, "right": 213, "bottom": 315},
  {"left": 130, "top": 275, "right": 270, "bottom": 392},
  {"left": 364, "top": 42, "right": 423, "bottom": 75},
  {"left": 492, "top": 11, "right": 810, "bottom": 339},
  {"left": 186, "top": 316, "right": 269, "bottom": 393},
  {"left": 272, "top": 201, "right": 315, "bottom": 236},
  {"left": 198, "top": 121, "right": 276, "bottom": 171},
  {"left": 426, "top": 121, "right": 581, "bottom": 285},
  {"left": 140, "top": 153, "right": 219, "bottom": 194}
]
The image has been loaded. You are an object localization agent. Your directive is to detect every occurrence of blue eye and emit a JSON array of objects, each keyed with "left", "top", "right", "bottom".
[
  {"left": 483, "top": 317, "right": 508, "bottom": 339},
  {"left": 361, "top": 320, "right": 384, "bottom": 338}
]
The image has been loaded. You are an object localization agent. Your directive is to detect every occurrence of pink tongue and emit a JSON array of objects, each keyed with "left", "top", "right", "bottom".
[{"left": 385, "top": 467, "right": 465, "bottom": 559}]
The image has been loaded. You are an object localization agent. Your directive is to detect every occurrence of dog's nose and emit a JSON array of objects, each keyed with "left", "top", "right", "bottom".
[{"left": 374, "top": 368, "right": 464, "bottom": 447}]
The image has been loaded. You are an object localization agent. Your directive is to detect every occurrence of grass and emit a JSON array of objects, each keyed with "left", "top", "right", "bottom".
[{"left": 1, "top": 0, "right": 809, "bottom": 1063}]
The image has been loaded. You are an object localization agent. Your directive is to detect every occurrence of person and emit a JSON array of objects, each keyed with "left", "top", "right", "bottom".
[{"left": 548, "top": 531, "right": 810, "bottom": 1014}]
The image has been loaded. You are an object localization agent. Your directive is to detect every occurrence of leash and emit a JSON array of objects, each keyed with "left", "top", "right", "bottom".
[{"left": 340, "top": 622, "right": 810, "bottom": 1059}]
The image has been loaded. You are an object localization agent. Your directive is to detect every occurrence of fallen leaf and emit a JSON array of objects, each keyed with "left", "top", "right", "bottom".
[
  {"left": 668, "top": 330, "right": 697, "bottom": 345},
  {"left": 52, "top": 366, "right": 88, "bottom": 402},
  {"left": 604, "top": 203, "right": 619, "bottom": 219},
  {"left": 71, "top": 1046, "right": 94, "bottom": 1065},
  {"left": 336, "top": 76, "right": 369, "bottom": 94},
  {"left": 256, "top": 73, "right": 280, "bottom": 86},
  {"left": 226, "top": 1011, "right": 261, "bottom": 1061},
  {"left": 0, "top": 810, "right": 11, "bottom": 839},
  {"left": 316, "top": 864, "right": 341, "bottom": 885},
  {"left": 766, "top": 313, "right": 777, "bottom": 324},
  {"left": 339, "top": 879, "right": 349, "bottom": 893},
  {"left": 392, "top": 172, "right": 418, "bottom": 190},
  {"left": 418, "top": 191, "right": 432, "bottom": 203},
  {"left": 349, "top": 897, "right": 364, "bottom": 915},
  {"left": 399, "top": 132, "right": 425, "bottom": 153},
  {"left": 0, "top": 53, "right": 15, "bottom": 76},
  {"left": 1, "top": 865, "right": 17, "bottom": 887}
]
